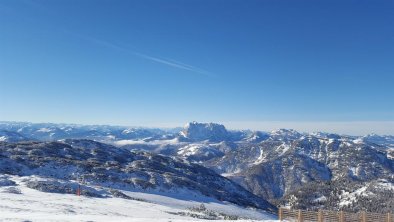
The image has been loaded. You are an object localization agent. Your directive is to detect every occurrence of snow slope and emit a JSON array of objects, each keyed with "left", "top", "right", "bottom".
[{"left": 0, "top": 175, "right": 278, "bottom": 222}]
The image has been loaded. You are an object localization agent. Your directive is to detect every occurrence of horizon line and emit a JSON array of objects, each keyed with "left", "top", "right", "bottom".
[{"left": 1, "top": 120, "right": 394, "bottom": 136}]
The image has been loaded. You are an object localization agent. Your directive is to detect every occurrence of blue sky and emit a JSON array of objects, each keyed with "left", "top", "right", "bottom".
[{"left": 1, "top": 0, "right": 393, "bottom": 134}]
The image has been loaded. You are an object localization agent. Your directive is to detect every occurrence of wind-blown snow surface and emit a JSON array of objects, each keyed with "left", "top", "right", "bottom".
[{"left": 0, "top": 175, "right": 277, "bottom": 222}]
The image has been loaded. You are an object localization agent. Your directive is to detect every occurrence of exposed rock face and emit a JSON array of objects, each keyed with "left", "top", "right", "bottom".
[{"left": 180, "top": 122, "right": 230, "bottom": 142}]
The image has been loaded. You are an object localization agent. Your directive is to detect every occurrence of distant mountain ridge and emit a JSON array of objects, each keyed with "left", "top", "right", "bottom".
[
  {"left": 1, "top": 121, "right": 393, "bottom": 146},
  {"left": 0, "top": 121, "right": 172, "bottom": 142},
  {"left": 0, "top": 130, "right": 33, "bottom": 143}
]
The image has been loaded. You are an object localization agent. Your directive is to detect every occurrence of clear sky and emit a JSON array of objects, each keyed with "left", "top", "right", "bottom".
[{"left": 1, "top": 0, "right": 393, "bottom": 135}]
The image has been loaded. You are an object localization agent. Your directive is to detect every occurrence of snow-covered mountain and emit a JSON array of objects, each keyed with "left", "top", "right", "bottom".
[
  {"left": 269, "top": 129, "right": 303, "bottom": 142},
  {"left": 244, "top": 131, "right": 270, "bottom": 143},
  {"left": 0, "top": 174, "right": 277, "bottom": 221},
  {"left": 0, "top": 130, "right": 33, "bottom": 142},
  {"left": 205, "top": 134, "right": 394, "bottom": 212},
  {"left": 275, "top": 178, "right": 394, "bottom": 213},
  {"left": 0, "top": 121, "right": 173, "bottom": 142},
  {"left": 0, "top": 139, "right": 276, "bottom": 214},
  {"left": 1, "top": 121, "right": 393, "bottom": 213},
  {"left": 179, "top": 122, "right": 231, "bottom": 142},
  {"left": 362, "top": 134, "right": 394, "bottom": 148}
]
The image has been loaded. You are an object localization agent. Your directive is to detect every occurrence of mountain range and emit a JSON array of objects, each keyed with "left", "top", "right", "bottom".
[{"left": 0, "top": 121, "right": 393, "bottom": 214}]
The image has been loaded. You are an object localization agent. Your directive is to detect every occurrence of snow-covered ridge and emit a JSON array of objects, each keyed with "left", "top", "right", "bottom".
[
  {"left": 0, "top": 175, "right": 277, "bottom": 221},
  {"left": 0, "top": 130, "right": 32, "bottom": 142},
  {"left": 0, "top": 140, "right": 276, "bottom": 213}
]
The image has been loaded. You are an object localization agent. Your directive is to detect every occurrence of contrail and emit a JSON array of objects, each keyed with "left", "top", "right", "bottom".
[
  {"left": 132, "top": 52, "right": 213, "bottom": 76},
  {"left": 6, "top": 0, "right": 214, "bottom": 77},
  {"left": 64, "top": 30, "right": 214, "bottom": 77}
]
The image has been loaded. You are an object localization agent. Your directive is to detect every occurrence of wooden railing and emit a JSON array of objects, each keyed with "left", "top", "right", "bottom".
[{"left": 278, "top": 208, "right": 393, "bottom": 222}]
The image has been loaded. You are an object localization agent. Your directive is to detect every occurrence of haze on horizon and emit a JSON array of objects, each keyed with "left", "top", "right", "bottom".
[{"left": 1, "top": 0, "right": 393, "bottom": 135}]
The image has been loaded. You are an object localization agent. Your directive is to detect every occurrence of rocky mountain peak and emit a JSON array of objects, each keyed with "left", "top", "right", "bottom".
[{"left": 180, "top": 122, "right": 230, "bottom": 142}]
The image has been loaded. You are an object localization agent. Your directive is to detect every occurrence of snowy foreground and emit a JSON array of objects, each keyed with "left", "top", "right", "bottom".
[{"left": 0, "top": 176, "right": 278, "bottom": 222}]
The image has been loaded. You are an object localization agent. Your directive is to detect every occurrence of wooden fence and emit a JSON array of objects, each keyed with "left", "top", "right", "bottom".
[{"left": 279, "top": 208, "right": 393, "bottom": 222}]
